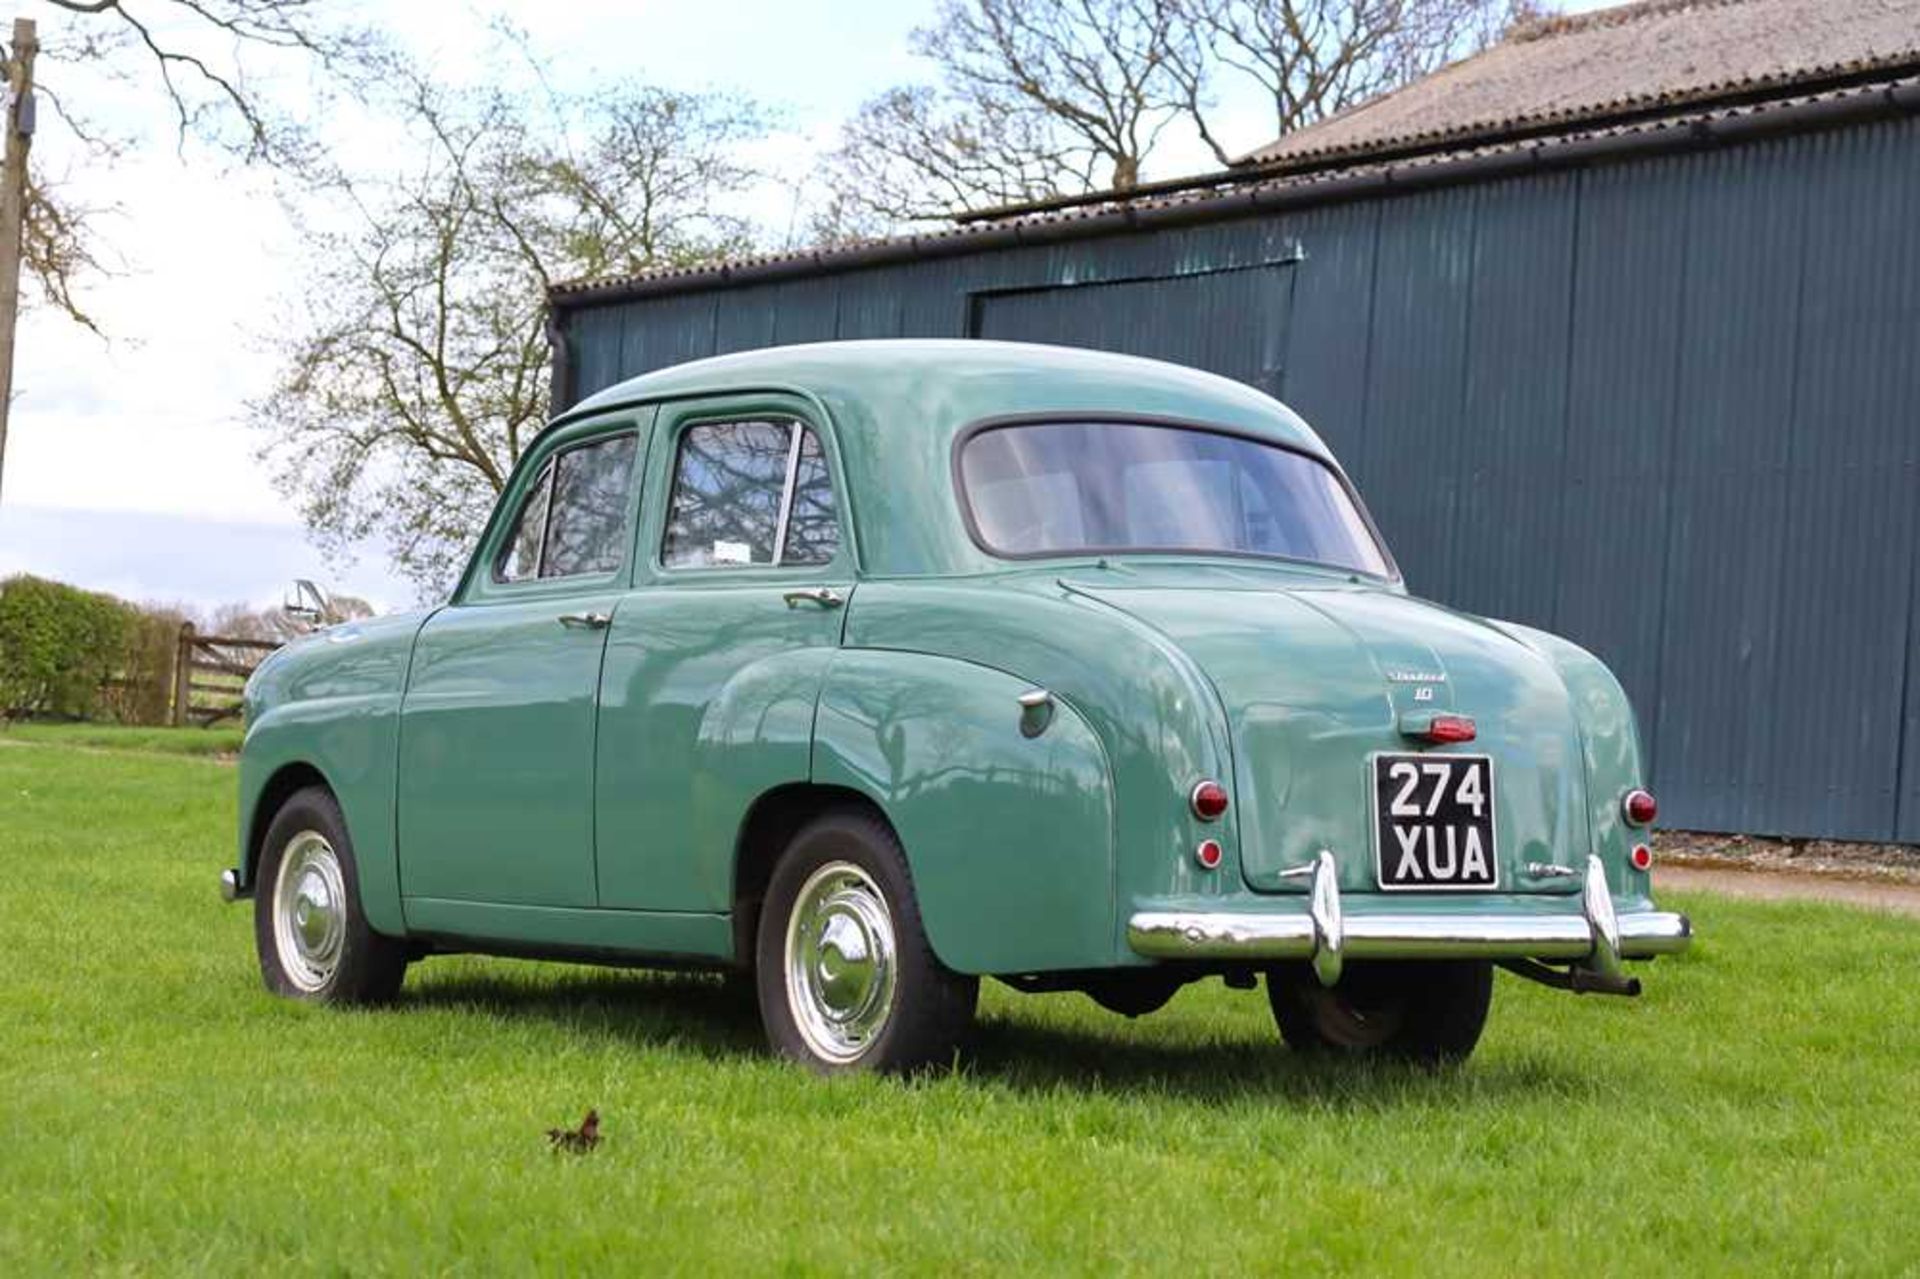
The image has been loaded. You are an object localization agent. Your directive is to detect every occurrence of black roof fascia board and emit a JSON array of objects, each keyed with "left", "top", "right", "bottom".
[{"left": 548, "top": 75, "right": 1920, "bottom": 313}]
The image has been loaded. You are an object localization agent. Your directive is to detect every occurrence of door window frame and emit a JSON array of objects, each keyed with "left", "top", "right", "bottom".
[
  {"left": 490, "top": 433, "right": 646, "bottom": 586},
  {"left": 641, "top": 394, "right": 853, "bottom": 585},
  {"left": 458, "top": 409, "right": 655, "bottom": 606}
]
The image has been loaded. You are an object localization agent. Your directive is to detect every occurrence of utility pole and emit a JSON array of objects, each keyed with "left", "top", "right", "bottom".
[{"left": 0, "top": 17, "right": 35, "bottom": 506}]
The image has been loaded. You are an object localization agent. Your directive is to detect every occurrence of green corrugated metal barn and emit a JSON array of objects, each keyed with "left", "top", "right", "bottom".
[{"left": 546, "top": 0, "right": 1920, "bottom": 845}]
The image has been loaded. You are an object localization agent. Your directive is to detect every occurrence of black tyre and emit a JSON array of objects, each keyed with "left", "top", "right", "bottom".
[
  {"left": 755, "top": 808, "right": 978, "bottom": 1074},
  {"left": 1266, "top": 960, "right": 1493, "bottom": 1064},
  {"left": 253, "top": 785, "right": 408, "bottom": 1004}
]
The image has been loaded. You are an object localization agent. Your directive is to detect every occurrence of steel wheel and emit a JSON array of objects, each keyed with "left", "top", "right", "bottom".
[
  {"left": 756, "top": 809, "right": 976, "bottom": 1074},
  {"left": 1296, "top": 985, "right": 1407, "bottom": 1050},
  {"left": 782, "top": 860, "right": 899, "bottom": 1064},
  {"left": 254, "top": 786, "right": 407, "bottom": 1004},
  {"left": 1268, "top": 960, "right": 1493, "bottom": 1063},
  {"left": 270, "top": 829, "right": 348, "bottom": 993}
]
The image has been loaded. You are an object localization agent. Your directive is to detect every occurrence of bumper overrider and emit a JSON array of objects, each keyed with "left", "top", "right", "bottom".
[{"left": 1127, "top": 852, "right": 1690, "bottom": 990}]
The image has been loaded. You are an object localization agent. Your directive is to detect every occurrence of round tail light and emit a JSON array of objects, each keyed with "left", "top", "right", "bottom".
[
  {"left": 1630, "top": 843, "right": 1654, "bottom": 872},
  {"left": 1190, "top": 780, "right": 1229, "bottom": 822},
  {"left": 1195, "top": 839, "right": 1223, "bottom": 870},
  {"left": 1623, "top": 789, "right": 1657, "bottom": 827}
]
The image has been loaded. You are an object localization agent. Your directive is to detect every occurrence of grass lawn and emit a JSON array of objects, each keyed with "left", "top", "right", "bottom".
[
  {"left": 3, "top": 737, "right": 1918, "bottom": 1275},
  {"left": 1, "top": 720, "right": 244, "bottom": 757}
]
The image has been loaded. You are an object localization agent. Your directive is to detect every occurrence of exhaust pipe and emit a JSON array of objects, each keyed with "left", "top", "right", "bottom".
[{"left": 1499, "top": 958, "right": 1641, "bottom": 997}]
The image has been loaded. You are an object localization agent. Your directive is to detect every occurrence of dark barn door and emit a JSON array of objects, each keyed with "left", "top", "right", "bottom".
[{"left": 970, "top": 261, "right": 1296, "bottom": 397}]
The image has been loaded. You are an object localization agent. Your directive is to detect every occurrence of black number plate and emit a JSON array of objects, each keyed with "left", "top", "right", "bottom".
[{"left": 1373, "top": 754, "right": 1498, "bottom": 891}]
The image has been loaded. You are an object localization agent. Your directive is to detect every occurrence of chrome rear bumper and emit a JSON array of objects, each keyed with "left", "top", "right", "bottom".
[{"left": 1127, "top": 853, "right": 1690, "bottom": 987}]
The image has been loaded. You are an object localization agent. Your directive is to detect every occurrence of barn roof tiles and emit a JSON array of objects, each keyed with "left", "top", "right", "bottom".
[{"left": 1243, "top": 0, "right": 1920, "bottom": 165}]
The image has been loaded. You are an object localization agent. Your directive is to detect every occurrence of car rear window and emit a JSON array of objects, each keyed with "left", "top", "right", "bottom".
[{"left": 958, "top": 421, "right": 1390, "bottom": 577}]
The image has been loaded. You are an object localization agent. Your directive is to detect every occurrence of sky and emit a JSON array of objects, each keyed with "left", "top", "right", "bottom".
[{"left": 0, "top": 0, "right": 1618, "bottom": 615}]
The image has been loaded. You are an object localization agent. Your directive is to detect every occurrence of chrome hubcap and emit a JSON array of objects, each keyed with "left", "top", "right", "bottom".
[
  {"left": 784, "top": 862, "right": 896, "bottom": 1064},
  {"left": 272, "top": 831, "right": 347, "bottom": 993}
]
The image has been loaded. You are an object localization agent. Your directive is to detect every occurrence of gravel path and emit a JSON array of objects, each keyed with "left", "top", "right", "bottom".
[{"left": 1659, "top": 865, "right": 1920, "bottom": 919}]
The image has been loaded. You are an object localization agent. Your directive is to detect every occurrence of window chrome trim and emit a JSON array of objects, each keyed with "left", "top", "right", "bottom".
[
  {"left": 950, "top": 411, "right": 1401, "bottom": 583},
  {"left": 533, "top": 459, "right": 560, "bottom": 578},
  {"left": 770, "top": 421, "right": 804, "bottom": 568}
]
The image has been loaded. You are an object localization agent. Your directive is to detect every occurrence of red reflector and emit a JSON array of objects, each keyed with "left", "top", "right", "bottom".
[
  {"left": 1425, "top": 715, "right": 1477, "bottom": 744},
  {"left": 1630, "top": 843, "right": 1654, "bottom": 872},
  {"left": 1195, "top": 839, "right": 1223, "bottom": 870},
  {"left": 1623, "top": 789, "right": 1658, "bottom": 827},
  {"left": 1190, "top": 780, "right": 1229, "bottom": 822}
]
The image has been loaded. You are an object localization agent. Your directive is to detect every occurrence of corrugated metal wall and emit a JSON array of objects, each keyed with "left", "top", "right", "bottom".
[{"left": 559, "top": 117, "right": 1920, "bottom": 844}]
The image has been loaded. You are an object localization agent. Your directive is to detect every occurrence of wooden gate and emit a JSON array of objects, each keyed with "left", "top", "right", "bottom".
[{"left": 171, "top": 624, "right": 280, "bottom": 726}]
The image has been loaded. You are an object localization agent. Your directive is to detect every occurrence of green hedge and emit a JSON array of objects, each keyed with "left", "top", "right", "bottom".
[
  {"left": 102, "top": 608, "right": 184, "bottom": 725},
  {"left": 0, "top": 575, "right": 169, "bottom": 722}
]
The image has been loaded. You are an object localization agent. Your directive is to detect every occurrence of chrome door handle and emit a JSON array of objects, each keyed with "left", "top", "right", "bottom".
[
  {"left": 557, "top": 612, "right": 612, "bottom": 630},
  {"left": 782, "top": 587, "right": 844, "bottom": 610}
]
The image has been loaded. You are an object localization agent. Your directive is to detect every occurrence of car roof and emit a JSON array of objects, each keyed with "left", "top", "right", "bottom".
[{"left": 562, "top": 339, "right": 1342, "bottom": 577}]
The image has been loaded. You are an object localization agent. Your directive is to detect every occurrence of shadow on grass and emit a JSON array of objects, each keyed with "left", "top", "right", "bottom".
[
  {"left": 401, "top": 969, "right": 767, "bottom": 1059},
  {"left": 394, "top": 968, "right": 1595, "bottom": 1108},
  {"left": 964, "top": 1015, "right": 1595, "bottom": 1108}
]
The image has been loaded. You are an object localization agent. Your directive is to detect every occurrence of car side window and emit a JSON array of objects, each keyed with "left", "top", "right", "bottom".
[
  {"left": 545, "top": 433, "right": 639, "bottom": 576},
  {"left": 493, "top": 431, "right": 639, "bottom": 583},
  {"left": 496, "top": 460, "right": 553, "bottom": 583},
  {"left": 662, "top": 419, "right": 839, "bottom": 569},
  {"left": 781, "top": 427, "right": 840, "bottom": 566}
]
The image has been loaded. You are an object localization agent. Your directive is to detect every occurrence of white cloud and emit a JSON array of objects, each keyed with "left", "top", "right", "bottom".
[{"left": 10, "top": 158, "right": 291, "bottom": 520}]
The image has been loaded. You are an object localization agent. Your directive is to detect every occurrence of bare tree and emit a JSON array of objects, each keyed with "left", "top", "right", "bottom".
[
  {"left": 25, "top": 1, "right": 381, "bottom": 330},
  {"left": 809, "top": 85, "right": 1090, "bottom": 242},
  {"left": 915, "top": 0, "right": 1188, "bottom": 193},
  {"left": 1167, "top": 0, "right": 1544, "bottom": 168},
  {"left": 815, "top": 0, "right": 1541, "bottom": 232},
  {"left": 812, "top": 0, "right": 1188, "bottom": 239},
  {"left": 252, "top": 69, "right": 765, "bottom": 597}
]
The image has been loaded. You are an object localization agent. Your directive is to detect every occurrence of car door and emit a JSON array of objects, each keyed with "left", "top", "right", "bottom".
[
  {"left": 594, "top": 396, "right": 853, "bottom": 913},
  {"left": 398, "top": 417, "right": 647, "bottom": 909}
]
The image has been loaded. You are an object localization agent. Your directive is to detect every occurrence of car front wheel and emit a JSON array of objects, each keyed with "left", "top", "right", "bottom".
[
  {"left": 755, "top": 809, "right": 977, "bottom": 1074},
  {"left": 254, "top": 786, "right": 407, "bottom": 1004},
  {"left": 1267, "top": 959, "right": 1492, "bottom": 1064}
]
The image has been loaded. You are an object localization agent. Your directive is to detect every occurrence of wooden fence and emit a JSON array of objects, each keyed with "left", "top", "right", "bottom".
[{"left": 171, "top": 624, "right": 281, "bottom": 727}]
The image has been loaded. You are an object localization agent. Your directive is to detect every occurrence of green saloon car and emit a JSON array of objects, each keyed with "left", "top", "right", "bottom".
[{"left": 226, "top": 340, "right": 1690, "bottom": 1073}]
